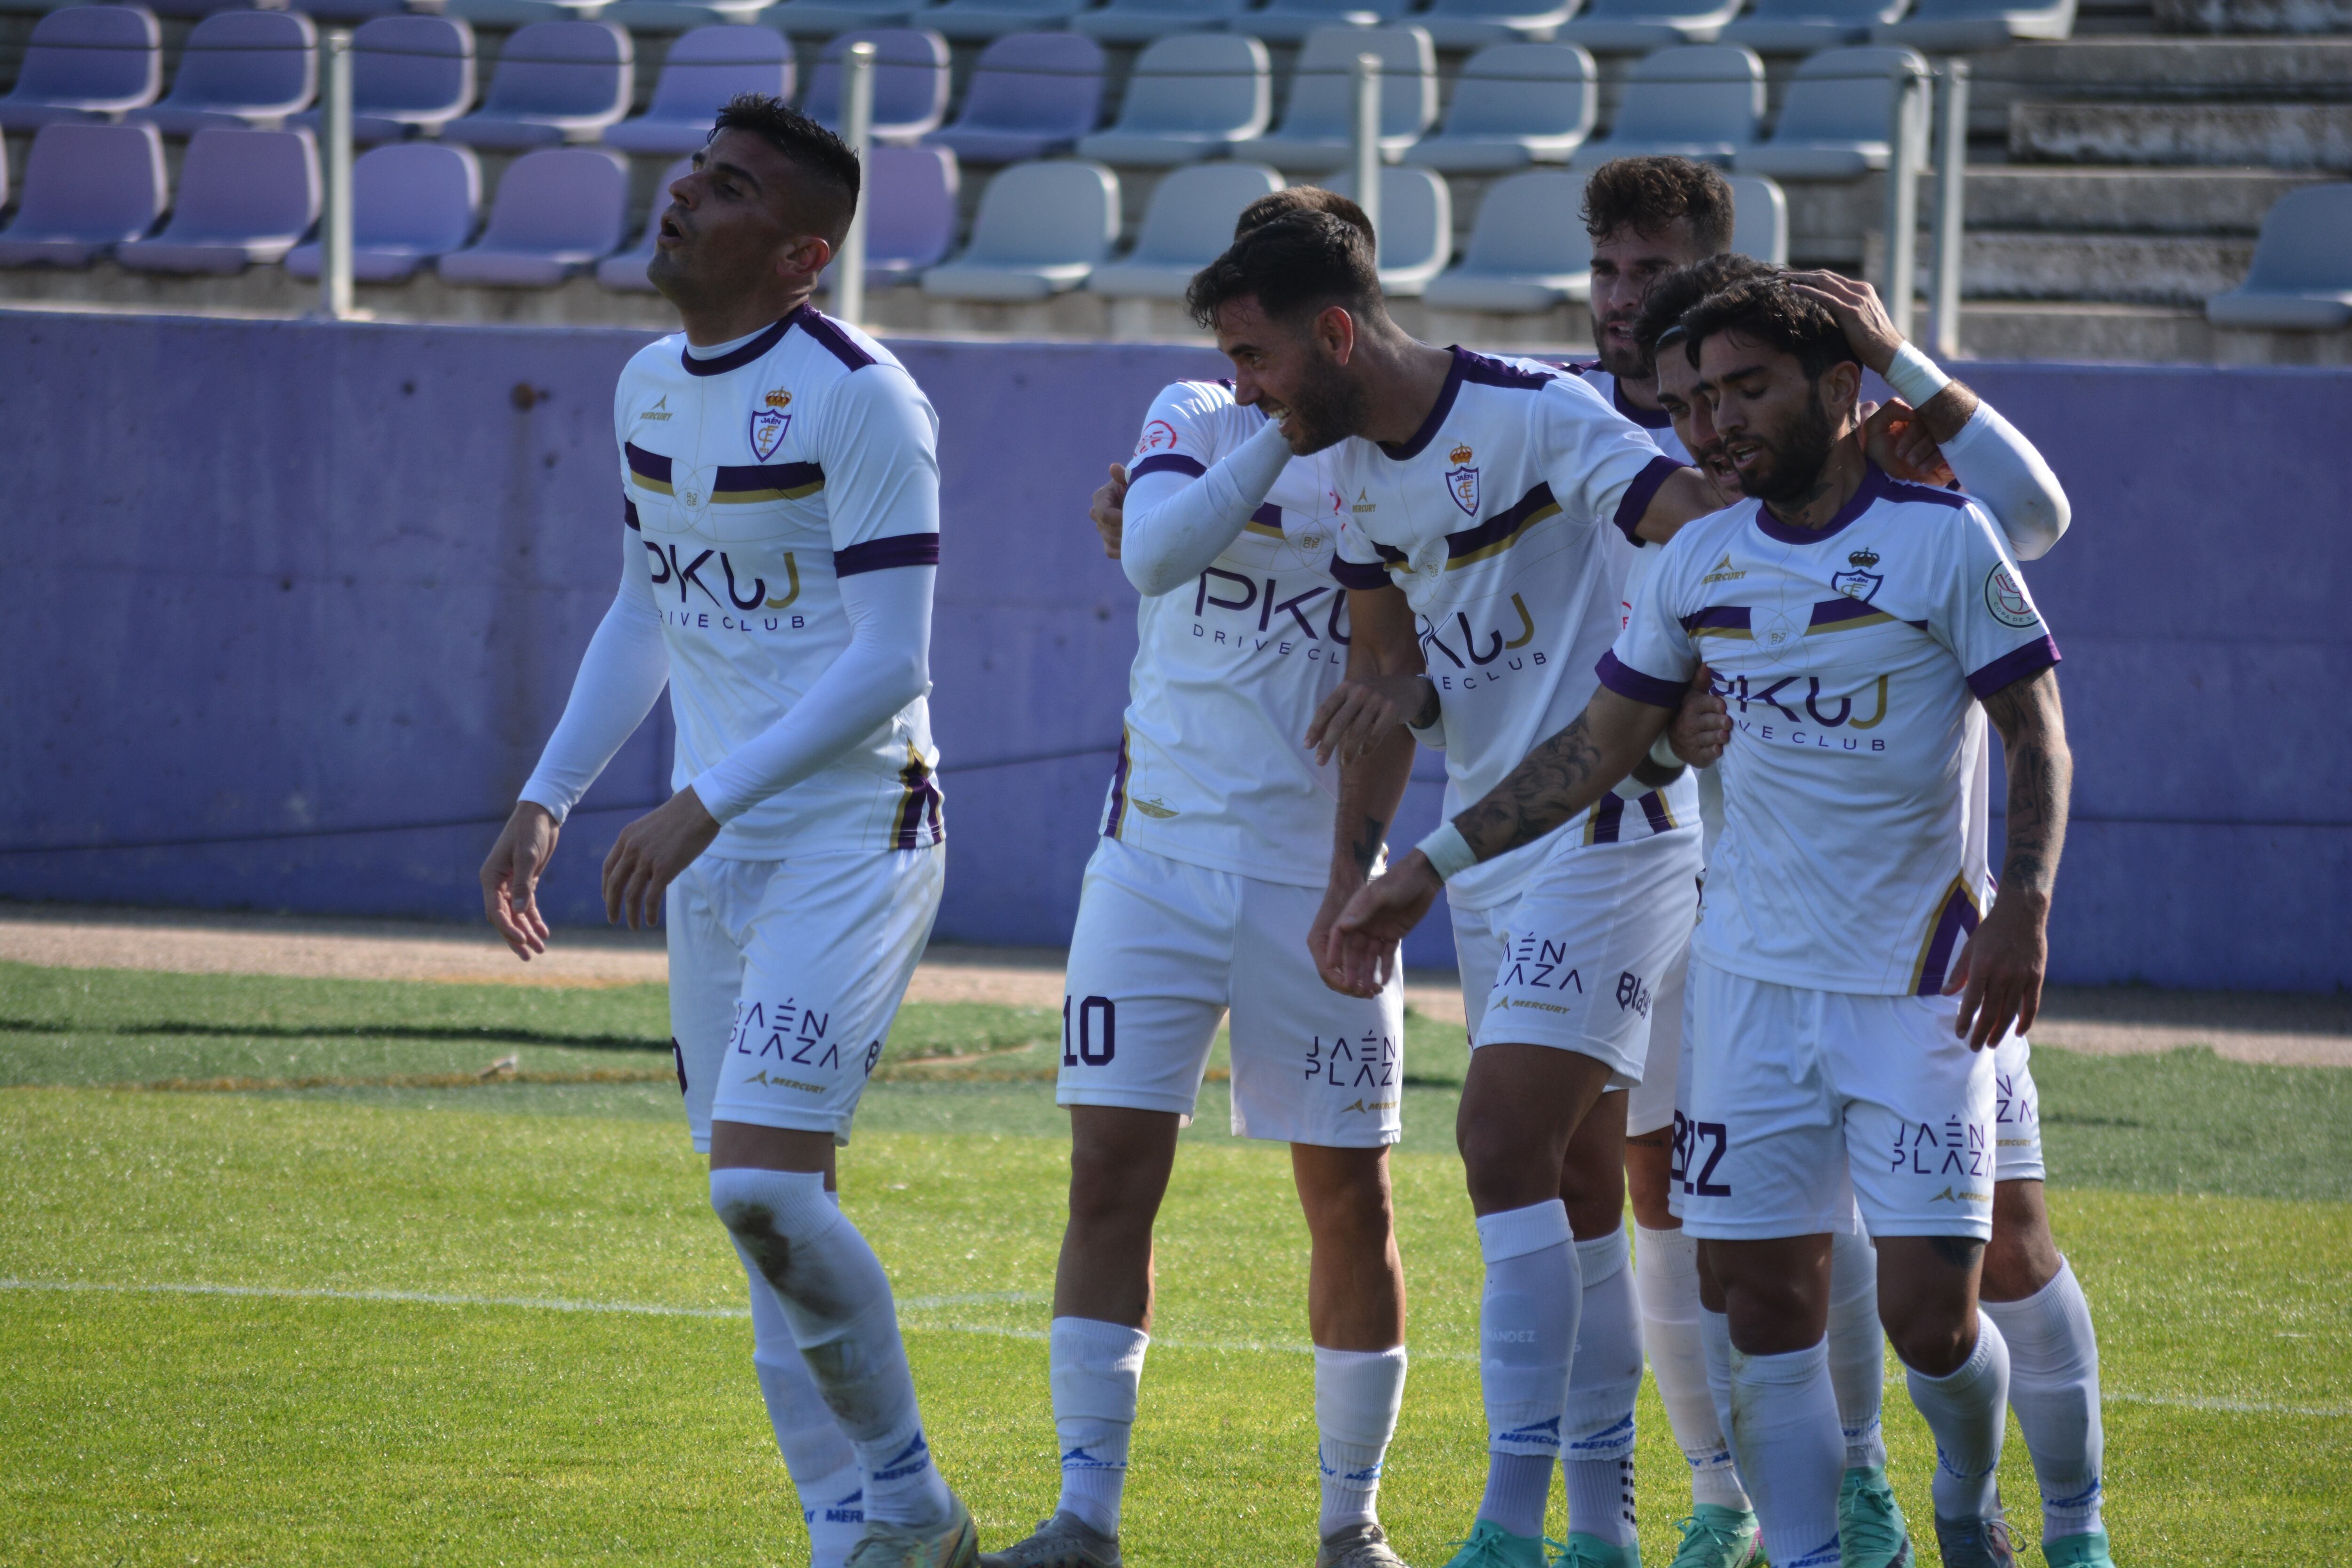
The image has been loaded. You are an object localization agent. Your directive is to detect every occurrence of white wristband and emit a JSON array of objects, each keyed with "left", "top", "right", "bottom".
[
  {"left": 1415, "top": 821, "right": 1478, "bottom": 883},
  {"left": 1883, "top": 341, "right": 1952, "bottom": 408},
  {"left": 1649, "top": 730, "right": 1685, "bottom": 770}
]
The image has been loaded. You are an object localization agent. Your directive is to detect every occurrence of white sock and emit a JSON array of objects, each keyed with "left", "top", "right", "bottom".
[
  {"left": 1699, "top": 1305, "right": 1738, "bottom": 1473},
  {"left": 1725, "top": 1340, "right": 1844, "bottom": 1568},
  {"left": 1049, "top": 1317, "right": 1148, "bottom": 1538},
  {"left": 1981, "top": 1259, "right": 2104, "bottom": 1540},
  {"left": 1827, "top": 1227, "right": 1888, "bottom": 1472},
  {"left": 736, "top": 1239, "right": 866, "bottom": 1568},
  {"left": 1476, "top": 1199, "right": 1581, "bottom": 1538},
  {"left": 1315, "top": 1345, "right": 1408, "bottom": 1538},
  {"left": 1637, "top": 1226, "right": 1749, "bottom": 1512},
  {"left": 1903, "top": 1313, "right": 2011, "bottom": 1522},
  {"left": 712, "top": 1167, "right": 954, "bottom": 1531},
  {"left": 1562, "top": 1227, "right": 1640, "bottom": 1547}
]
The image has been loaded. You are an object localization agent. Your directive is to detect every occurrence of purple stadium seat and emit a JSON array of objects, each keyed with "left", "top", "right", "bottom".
[
  {"left": 596, "top": 154, "right": 695, "bottom": 292},
  {"left": 118, "top": 126, "right": 320, "bottom": 272},
  {"left": 141, "top": 0, "right": 273, "bottom": 17},
  {"left": 442, "top": 20, "right": 632, "bottom": 150},
  {"left": 284, "top": 0, "right": 416, "bottom": 22},
  {"left": 0, "top": 121, "right": 167, "bottom": 268},
  {"left": 438, "top": 144, "right": 628, "bottom": 285},
  {"left": 856, "top": 142, "right": 958, "bottom": 281},
  {"left": 0, "top": 7, "right": 162, "bottom": 134},
  {"left": 802, "top": 28, "right": 950, "bottom": 145},
  {"left": 923, "top": 32, "right": 1101, "bottom": 165},
  {"left": 131, "top": 10, "right": 317, "bottom": 136},
  {"left": 603, "top": 25, "right": 793, "bottom": 155},
  {"left": 288, "top": 16, "right": 477, "bottom": 144},
  {"left": 285, "top": 141, "right": 483, "bottom": 281}
]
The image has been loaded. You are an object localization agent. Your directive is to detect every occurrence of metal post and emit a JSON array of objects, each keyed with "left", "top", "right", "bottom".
[
  {"left": 834, "top": 40, "right": 875, "bottom": 328},
  {"left": 321, "top": 28, "right": 353, "bottom": 321},
  {"left": 1352, "top": 51, "right": 1381, "bottom": 272},
  {"left": 1882, "top": 62, "right": 1924, "bottom": 342},
  {"left": 1929, "top": 57, "right": 1970, "bottom": 360}
]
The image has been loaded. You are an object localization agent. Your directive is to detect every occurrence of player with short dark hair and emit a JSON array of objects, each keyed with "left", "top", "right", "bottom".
[{"left": 479, "top": 93, "right": 977, "bottom": 1568}]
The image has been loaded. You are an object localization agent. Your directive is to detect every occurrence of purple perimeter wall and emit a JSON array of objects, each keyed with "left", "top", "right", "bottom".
[{"left": 1, "top": 311, "right": 2344, "bottom": 988}]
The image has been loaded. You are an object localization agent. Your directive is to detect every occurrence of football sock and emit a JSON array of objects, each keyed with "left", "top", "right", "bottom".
[
  {"left": 1903, "top": 1313, "right": 2010, "bottom": 1522},
  {"left": 1049, "top": 1316, "right": 1148, "bottom": 1538},
  {"left": 1475, "top": 1200, "right": 1580, "bottom": 1539},
  {"left": 1635, "top": 1225, "right": 1749, "bottom": 1512},
  {"left": 1725, "top": 1340, "right": 1844, "bottom": 1568},
  {"left": 1827, "top": 1227, "right": 1889, "bottom": 1472},
  {"left": 1981, "top": 1258, "right": 2105, "bottom": 1540},
  {"left": 1563, "top": 1226, "right": 1640, "bottom": 1548},
  {"left": 1314, "top": 1344, "right": 1408, "bottom": 1538},
  {"left": 711, "top": 1167, "right": 954, "bottom": 1531},
  {"left": 1699, "top": 1305, "right": 1738, "bottom": 1474},
  {"left": 735, "top": 1238, "right": 866, "bottom": 1566}
]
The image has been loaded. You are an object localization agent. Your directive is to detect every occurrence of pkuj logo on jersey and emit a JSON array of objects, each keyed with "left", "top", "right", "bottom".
[
  {"left": 749, "top": 387, "right": 792, "bottom": 462},
  {"left": 1445, "top": 443, "right": 1479, "bottom": 516},
  {"left": 1831, "top": 546, "right": 1884, "bottom": 603}
]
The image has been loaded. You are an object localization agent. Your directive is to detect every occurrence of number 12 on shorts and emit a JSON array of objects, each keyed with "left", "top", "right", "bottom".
[
  {"left": 1670, "top": 1110, "right": 1732, "bottom": 1197},
  {"left": 1063, "top": 995, "right": 1116, "bottom": 1067}
]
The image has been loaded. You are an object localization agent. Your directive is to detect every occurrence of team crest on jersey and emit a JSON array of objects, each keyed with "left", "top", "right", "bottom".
[
  {"left": 1984, "top": 564, "right": 2039, "bottom": 628},
  {"left": 748, "top": 406, "right": 791, "bottom": 462},
  {"left": 1135, "top": 419, "right": 1178, "bottom": 456},
  {"left": 1444, "top": 444, "right": 1479, "bottom": 516},
  {"left": 1832, "top": 546, "right": 1883, "bottom": 601}
]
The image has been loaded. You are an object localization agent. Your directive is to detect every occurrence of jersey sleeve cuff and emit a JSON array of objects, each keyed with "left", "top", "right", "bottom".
[
  {"left": 1966, "top": 635, "right": 2061, "bottom": 699},
  {"left": 833, "top": 532, "right": 941, "bottom": 577},
  {"left": 688, "top": 767, "right": 750, "bottom": 825},
  {"left": 1129, "top": 452, "right": 1208, "bottom": 480},
  {"left": 1611, "top": 455, "right": 1685, "bottom": 543},
  {"left": 1596, "top": 649, "right": 1687, "bottom": 709},
  {"left": 515, "top": 780, "right": 574, "bottom": 824}
]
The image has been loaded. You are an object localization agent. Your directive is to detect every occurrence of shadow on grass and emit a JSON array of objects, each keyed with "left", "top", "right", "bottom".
[{"left": 0, "top": 1018, "right": 667, "bottom": 1054}]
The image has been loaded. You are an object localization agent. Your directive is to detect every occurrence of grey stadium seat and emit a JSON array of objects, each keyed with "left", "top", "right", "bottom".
[
  {"left": 1873, "top": 0, "right": 2072, "bottom": 48},
  {"left": 1415, "top": 0, "right": 1583, "bottom": 48},
  {"left": 1736, "top": 47, "right": 1926, "bottom": 179},
  {"left": 802, "top": 29, "right": 952, "bottom": 143},
  {"left": 130, "top": 9, "right": 316, "bottom": 136},
  {"left": 438, "top": 145, "right": 629, "bottom": 286},
  {"left": 1568, "top": 43, "right": 1763, "bottom": 168},
  {"left": 603, "top": 25, "right": 794, "bottom": 155},
  {"left": 1238, "top": 0, "right": 1414, "bottom": 44},
  {"left": 284, "top": 0, "right": 414, "bottom": 22},
  {"left": 921, "top": 157, "right": 1119, "bottom": 300},
  {"left": 597, "top": 153, "right": 695, "bottom": 291},
  {"left": 2206, "top": 184, "right": 2352, "bottom": 331},
  {"left": 286, "top": 142, "right": 483, "bottom": 282},
  {"left": 1727, "top": 170, "right": 1787, "bottom": 262},
  {"left": 1072, "top": 0, "right": 1253, "bottom": 44},
  {"left": 1405, "top": 41, "right": 1594, "bottom": 173},
  {"left": 1076, "top": 32, "right": 1269, "bottom": 167},
  {"left": 1321, "top": 164, "right": 1452, "bottom": 294},
  {"left": 1556, "top": 0, "right": 1742, "bottom": 48},
  {"left": 766, "top": 0, "right": 920, "bottom": 37},
  {"left": 118, "top": 126, "right": 319, "bottom": 273},
  {"left": 1232, "top": 25, "right": 1436, "bottom": 174},
  {"left": 1424, "top": 167, "right": 1593, "bottom": 310},
  {"left": 0, "top": 121, "right": 167, "bottom": 267},
  {"left": 1719, "top": 0, "right": 1906, "bottom": 51},
  {"left": 0, "top": 6, "right": 161, "bottom": 133},
  {"left": 915, "top": 0, "right": 1095, "bottom": 41},
  {"left": 799, "top": 143, "right": 961, "bottom": 295},
  {"left": 443, "top": 20, "right": 632, "bottom": 150},
  {"left": 288, "top": 15, "right": 476, "bottom": 145},
  {"left": 1088, "top": 161, "right": 1283, "bottom": 298},
  {"left": 924, "top": 32, "right": 1105, "bottom": 163},
  {"left": 603, "top": 0, "right": 779, "bottom": 32}
]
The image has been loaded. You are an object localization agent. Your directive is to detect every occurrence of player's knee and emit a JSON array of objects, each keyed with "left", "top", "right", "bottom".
[
  {"left": 1881, "top": 1295, "right": 1977, "bottom": 1376},
  {"left": 708, "top": 1166, "right": 834, "bottom": 1258},
  {"left": 1981, "top": 1182, "right": 2061, "bottom": 1301},
  {"left": 1065, "top": 1143, "right": 1163, "bottom": 1234},
  {"left": 1296, "top": 1153, "right": 1395, "bottom": 1248}
]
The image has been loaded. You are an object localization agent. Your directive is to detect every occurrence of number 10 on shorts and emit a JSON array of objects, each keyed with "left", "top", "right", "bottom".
[{"left": 1064, "top": 995, "right": 1116, "bottom": 1067}]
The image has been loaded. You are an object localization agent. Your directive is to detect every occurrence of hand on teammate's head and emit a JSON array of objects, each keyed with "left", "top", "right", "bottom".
[
  {"left": 1091, "top": 462, "right": 1127, "bottom": 561},
  {"left": 1783, "top": 270, "right": 1904, "bottom": 377}
]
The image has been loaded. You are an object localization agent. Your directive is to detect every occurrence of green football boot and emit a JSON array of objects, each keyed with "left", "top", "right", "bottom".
[
  {"left": 1549, "top": 1532, "right": 1641, "bottom": 1568},
  {"left": 1837, "top": 1467, "right": 1912, "bottom": 1568},
  {"left": 2041, "top": 1529, "right": 2114, "bottom": 1568},
  {"left": 1664, "top": 1506, "right": 1761, "bottom": 1568},
  {"left": 1439, "top": 1520, "right": 1556, "bottom": 1568},
  {"left": 1932, "top": 1510, "right": 2020, "bottom": 1568}
]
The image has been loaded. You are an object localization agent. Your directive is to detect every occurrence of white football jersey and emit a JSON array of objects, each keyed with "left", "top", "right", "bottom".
[
  {"left": 1573, "top": 363, "right": 1692, "bottom": 643},
  {"left": 1103, "top": 380, "right": 1351, "bottom": 888},
  {"left": 1327, "top": 348, "right": 1695, "bottom": 911},
  {"left": 615, "top": 306, "right": 944, "bottom": 856},
  {"left": 1607, "top": 463, "right": 2061, "bottom": 995}
]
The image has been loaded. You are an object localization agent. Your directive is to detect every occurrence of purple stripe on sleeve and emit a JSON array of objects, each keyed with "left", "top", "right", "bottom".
[
  {"left": 833, "top": 533, "right": 941, "bottom": 577},
  {"left": 624, "top": 441, "right": 671, "bottom": 483},
  {"left": 1966, "top": 636, "right": 2061, "bottom": 699},
  {"left": 1130, "top": 453, "right": 1207, "bottom": 480},
  {"left": 1638, "top": 791, "right": 1673, "bottom": 836},
  {"left": 1612, "top": 455, "right": 1684, "bottom": 543},
  {"left": 1596, "top": 650, "right": 1686, "bottom": 710},
  {"left": 1331, "top": 557, "right": 1393, "bottom": 590},
  {"left": 1680, "top": 605, "right": 1750, "bottom": 633}
]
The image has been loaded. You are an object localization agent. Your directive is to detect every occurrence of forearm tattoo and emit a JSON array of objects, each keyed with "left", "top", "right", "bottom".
[
  {"left": 1983, "top": 669, "right": 2071, "bottom": 899},
  {"left": 1456, "top": 712, "right": 1609, "bottom": 862}
]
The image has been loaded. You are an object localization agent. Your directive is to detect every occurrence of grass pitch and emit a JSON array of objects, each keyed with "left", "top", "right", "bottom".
[{"left": 1, "top": 961, "right": 2347, "bottom": 1566}]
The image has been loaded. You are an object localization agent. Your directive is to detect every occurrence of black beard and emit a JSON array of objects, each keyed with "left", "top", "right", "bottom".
[
  {"left": 1278, "top": 362, "right": 1370, "bottom": 455},
  {"left": 1742, "top": 386, "right": 1837, "bottom": 506},
  {"left": 1594, "top": 318, "right": 1650, "bottom": 383}
]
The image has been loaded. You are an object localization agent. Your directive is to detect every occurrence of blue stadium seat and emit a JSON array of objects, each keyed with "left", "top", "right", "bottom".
[
  {"left": 1873, "top": 0, "right": 2074, "bottom": 48},
  {"left": 1425, "top": 167, "right": 1593, "bottom": 311},
  {"left": 1719, "top": 0, "right": 1905, "bottom": 50},
  {"left": 1071, "top": 0, "right": 1252, "bottom": 43},
  {"left": 1231, "top": 25, "right": 1436, "bottom": 173},
  {"left": 1556, "top": 0, "right": 1743, "bottom": 49},
  {"left": 132, "top": 10, "right": 318, "bottom": 137},
  {"left": 286, "top": 142, "right": 484, "bottom": 282},
  {"left": 289, "top": 15, "right": 477, "bottom": 146},
  {"left": 1568, "top": 43, "right": 1762, "bottom": 167},
  {"left": 1736, "top": 46, "right": 1926, "bottom": 179},
  {"left": 925, "top": 32, "right": 1104, "bottom": 164},
  {"left": 2206, "top": 184, "right": 2352, "bottom": 331},
  {"left": 0, "top": 7, "right": 162, "bottom": 134},
  {"left": 1088, "top": 160, "right": 1283, "bottom": 298},
  {"left": 1075, "top": 32, "right": 1269, "bottom": 167},
  {"left": 802, "top": 28, "right": 953, "bottom": 143},
  {"left": 439, "top": 145, "right": 629, "bottom": 286},
  {"left": 442, "top": 19, "right": 633, "bottom": 151},
  {"left": 118, "top": 126, "right": 320, "bottom": 274},
  {"left": 921, "top": 157, "right": 1119, "bottom": 299},
  {"left": 0, "top": 121, "right": 167, "bottom": 268},
  {"left": 1405, "top": 41, "right": 1595, "bottom": 173},
  {"left": 603, "top": 25, "right": 794, "bottom": 154},
  {"left": 1323, "top": 163, "right": 1452, "bottom": 294}
]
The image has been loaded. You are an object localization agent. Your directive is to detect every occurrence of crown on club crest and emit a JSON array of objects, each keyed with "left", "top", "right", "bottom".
[{"left": 1449, "top": 443, "right": 1474, "bottom": 466}]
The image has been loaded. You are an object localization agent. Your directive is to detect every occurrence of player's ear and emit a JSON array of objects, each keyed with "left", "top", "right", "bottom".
[
  {"left": 783, "top": 233, "right": 834, "bottom": 287},
  {"left": 1315, "top": 304, "right": 1357, "bottom": 366},
  {"left": 1821, "top": 358, "right": 1863, "bottom": 423}
]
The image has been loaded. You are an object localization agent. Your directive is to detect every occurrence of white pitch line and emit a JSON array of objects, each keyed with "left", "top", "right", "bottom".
[{"left": 4, "top": 1280, "right": 2342, "bottom": 1418}]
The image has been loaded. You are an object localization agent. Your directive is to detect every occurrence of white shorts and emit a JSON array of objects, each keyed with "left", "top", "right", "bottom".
[
  {"left": 1675, "top": 958, "right": 1996, "bottom": 1242},
  {"left": 1453, "top": 827, "right": 1703, "bottom": 1090},
  {"left": 666, "top": 846, "right": 945, "bottom": 1150},
  {"left": 1058, "top": 837, "right": 1404, "bottom": 1147},
  {"left": 1626, "top": 937, "right": 1690, "bottom": 1137},
  {"left": 1992, "top": 1029, "right": 2044, "bottom": 1183}
]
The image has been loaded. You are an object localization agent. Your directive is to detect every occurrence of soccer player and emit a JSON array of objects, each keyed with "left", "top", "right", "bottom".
[
  {"left": 1328, "top": 276, "right": 2074, "bottom": 1568},
  {"left": 1181, "top": 208, "right": 1728, "bottom": 1568},
  {"left": 477, "top": 96, "right": 976, "bottom": 1568},
  {"left": 985, "top": 188, "right": 1421, "bottom": 1568}
]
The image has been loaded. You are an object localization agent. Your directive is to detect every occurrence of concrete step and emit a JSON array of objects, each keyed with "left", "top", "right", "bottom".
[
  {"left": 1955, "top": 299, "right": 2352, "bottom": 361},
  {"left": 1963, "top": 36, "right": 2352, "bottom": 141},
  {"left": 2153, "top": 0, "right": 2352, "bottom": 31},
  {"left": 1957, "top": 227, "right": 2255, "bottom": 301},
  {"left": 2011, "top": 99, "right": 2352, "bottom": 167},
  {"left": 1953, "top": 163, "right": 2328, "bottom": 231}
]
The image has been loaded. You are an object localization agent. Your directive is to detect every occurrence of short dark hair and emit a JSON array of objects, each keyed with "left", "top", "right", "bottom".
[
  {"left": 1236, "top": 185, "right": 1374, "bottom": 244},
  {"left": 1581, "top": 156, "right": 1735, "bottom": 256},
  {"left": 711, "top": 93, "right": 861, "bottom": 246},
  {"left": 1679, "top": 277, "right": 1860, "bottom": 381},
  {"left": 1186, "top": 210, "right": 1381, "bottom": 330},
  {"left": 1634, "top": 253, "right": 1779, "bottom": 361}
]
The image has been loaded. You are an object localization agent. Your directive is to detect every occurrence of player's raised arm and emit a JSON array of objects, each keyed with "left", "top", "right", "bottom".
[
  {"left": 1118, "top": 406, "right": 1292, "bottom": 597},
  {"left": 1308, "top": 583, "right": 1427, "bottom": 995}
]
